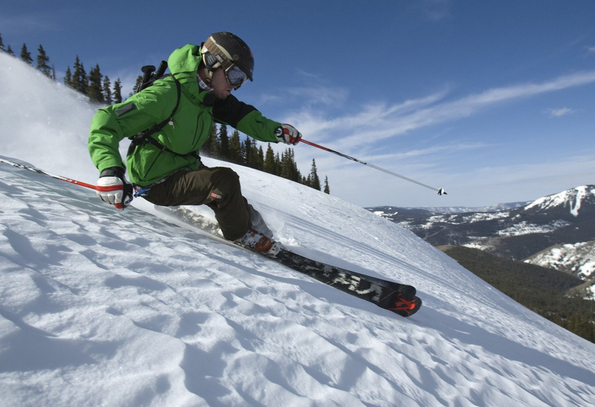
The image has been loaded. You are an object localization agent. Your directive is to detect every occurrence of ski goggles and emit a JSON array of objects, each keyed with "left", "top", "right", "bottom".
[{"left": 225, "top": 65, "right": 249, "bottom": 89}]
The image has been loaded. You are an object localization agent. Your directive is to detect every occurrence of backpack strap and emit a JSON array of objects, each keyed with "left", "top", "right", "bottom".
[{"left": 127, "top": 76, "right": 199, "bottom": 160}]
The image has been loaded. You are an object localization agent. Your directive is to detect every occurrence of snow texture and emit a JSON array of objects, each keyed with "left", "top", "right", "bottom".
[{"left": 2, "top": 52, "right": 595, "bottom": 407}]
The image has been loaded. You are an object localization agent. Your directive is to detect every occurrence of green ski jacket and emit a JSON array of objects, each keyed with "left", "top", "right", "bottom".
[{"left": 88, "top": 44, "right": 280, "bottom": 186}]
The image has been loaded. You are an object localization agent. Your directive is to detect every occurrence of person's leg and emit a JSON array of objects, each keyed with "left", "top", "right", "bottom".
[
  {"left": 144, "top": 167, "right": 251, "bottom": 241},
  {"left": 247, "top": 204, "right": 273, "bottom": 238}
]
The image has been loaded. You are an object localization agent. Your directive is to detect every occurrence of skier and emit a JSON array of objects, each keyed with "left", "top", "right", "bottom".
[{"left": 88, "top": 32, "right": 302, "bottom": 256}]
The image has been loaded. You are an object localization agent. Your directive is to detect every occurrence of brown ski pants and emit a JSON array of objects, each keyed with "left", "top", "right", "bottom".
[{"left": 143, "top": 167, "right": 252, "bottom": 241}]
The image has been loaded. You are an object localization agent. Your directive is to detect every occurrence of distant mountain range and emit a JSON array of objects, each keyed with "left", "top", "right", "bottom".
[{"left": 368, "top": 185, "right": 595, "bottom": 281}]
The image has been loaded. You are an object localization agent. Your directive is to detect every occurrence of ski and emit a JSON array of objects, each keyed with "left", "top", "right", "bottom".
[
  {"left": 158, "top": 206, "right": 421, "bottom": 317},
  {"left": 269, "top": 248, "right": 421, "bottom": 317}
]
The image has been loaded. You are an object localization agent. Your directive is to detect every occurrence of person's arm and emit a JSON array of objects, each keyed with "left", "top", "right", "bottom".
[
  {"left": 88, "top": 78, "right": 178, "bottom": 209},
  {"left": 211, "top": 95, "right": 280, "bottom": 143},
  {"left": 88, "top": 78, "right": 179, "bottom": 173}
]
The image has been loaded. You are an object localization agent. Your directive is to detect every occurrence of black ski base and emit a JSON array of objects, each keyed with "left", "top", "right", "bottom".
[{"left": 270, "top": 249, "right": 421, "bottom": 317}]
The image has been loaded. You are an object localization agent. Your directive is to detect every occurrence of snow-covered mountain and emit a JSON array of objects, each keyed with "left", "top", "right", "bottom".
[
  {"left": 519, "top": 187, "right": 595, "bottom": 279},
  {"left": 370, "top": 202, "right": 528, "bottom": 217},
  {"left": 369, "top": 186, "right": 595, "bottom": 278},
  {"left": 525, "top": 241, "right": 595, "bottom": 280},
  {"left": 524, "top": 186, "right": 595, "bottom": 218},
  {"left": 3, "top": 52, "right": 595, "bottom": 406}
]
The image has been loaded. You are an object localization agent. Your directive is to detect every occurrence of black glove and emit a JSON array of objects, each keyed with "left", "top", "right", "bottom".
[{"left": 96, "top": 167, "right": 133, "bottom": 210}]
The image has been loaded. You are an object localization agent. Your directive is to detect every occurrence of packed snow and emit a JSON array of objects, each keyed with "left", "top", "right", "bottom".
[{"left": 2, "top": 52, "right": 595, "bottom": 407}]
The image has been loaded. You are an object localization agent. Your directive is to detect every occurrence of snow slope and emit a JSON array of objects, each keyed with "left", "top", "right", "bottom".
[{"left": 2, "top": 53, "right": 595, "bottom": 407}]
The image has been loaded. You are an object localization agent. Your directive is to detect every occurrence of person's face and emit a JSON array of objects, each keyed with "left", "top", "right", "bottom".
[{"left": 210, "top": 68, "right": 233, "bottom": 99}]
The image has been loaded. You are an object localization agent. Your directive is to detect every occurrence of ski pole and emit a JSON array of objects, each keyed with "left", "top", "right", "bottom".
[
  {"left": 0, "top": 157, "right": 97, "bottom": 190},
  {"left": 299, "top": 138, "right": 447, "bottom": 195}
]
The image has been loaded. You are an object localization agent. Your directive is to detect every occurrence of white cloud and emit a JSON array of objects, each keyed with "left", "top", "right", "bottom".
[
  {"left": 413, "top": 0, "right": 454, "bottom": 21},
  {"left": 286, "top": 86, "right": 349, "bottom": 107},
  {"left": 0, "top": 13, "right": 61, "bottom": 35},
  {"left": 545, "top": 107, "right": 576, "bottom": 117},
  {"left": 388, "top": 142, "right": 492, "bottom": 160},
  {"left": 281, "top": 88, "right": 450, "bottom": 145},
  {"left": 275, "top": 71, "right": 595, "bottom": 204},
  {"left": 283, "top": 70, "right": 595, "bottom": 151}
]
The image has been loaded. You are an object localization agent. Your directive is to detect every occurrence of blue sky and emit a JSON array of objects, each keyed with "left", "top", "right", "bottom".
[{"left": 2, "top": 0, "right": 595, "bottom": 208}]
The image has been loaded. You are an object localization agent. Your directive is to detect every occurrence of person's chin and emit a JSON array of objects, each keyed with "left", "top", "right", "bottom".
[{"left": 215, "top": 89, "right": 232, "bottom": 99}]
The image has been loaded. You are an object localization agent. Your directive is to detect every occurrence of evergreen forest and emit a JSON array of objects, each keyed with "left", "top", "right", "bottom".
[{"left": 440, "top": 245, "right": 595, "bottom": 344}]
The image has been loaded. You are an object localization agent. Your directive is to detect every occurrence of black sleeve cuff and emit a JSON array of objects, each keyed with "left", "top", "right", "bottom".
[{"left": 100, "top": 167, "right": 125, "bottom": 179}]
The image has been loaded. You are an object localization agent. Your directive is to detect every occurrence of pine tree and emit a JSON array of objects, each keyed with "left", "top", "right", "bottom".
[
  {"left": 201, "top": 123, "right": 220, "bottom": 158},
  {"left": 280, "top": 149, "right": 301, "bottom": 182},
  {"left": 264, "top": 144, "right": 277, "bottom": 175},
  {"left": 219, "top": 125, "right": 230, "bottom": 159},
  {"left": 275, "top": 152, "right": 282, "bottom": 175},
  {"left": 20, "top": 44, "right": 33, "bottom": 65},
  {"left": 242, "top": 139, "right": 264, "bottom": 170},
  {"left": 303, "top": 175, "right": 311, "bottom": 188},
  {"left": 103, "top": 75, "right": 112, "bottom": 104},
  {"left": 87, "top": 64, "right": 105, "bottom": 103},
  {"left": 309, "top": 159, "right": 321, "bottom": 190},
  {"left": 71, "top": 56, "right": 88, "bottom": 95},
  {"left": 0, "top": 33, "right": 13, "bottom": 56},
  {"left": 240, "top": 137, "right": 253, "bottom": 168},
  {"left": 36, "top": 45, "right": 52, "bottom": 77},
  {"left": 256, "top": 146, "right": 265, "bottom": 171},
  {"left": 242, "top": 137, "right": 252, "bottom": 167},
  {"left": 229, "top": 130, "right": 243, "bottom": 164},
  {"left": 64, "top": 66, "right": 73, "bottom": 87},
  {"left": 280, "top": 150, "right": 291, "bottom": 180},
  {"left": 113, "top": 79, "right": 123, "bottom": 103},
  {"left": 131, "top": 75, "right": 143, "bottom": 96},
  {"left": 324, "top": 176, "right": 330, "bottom": 194}
]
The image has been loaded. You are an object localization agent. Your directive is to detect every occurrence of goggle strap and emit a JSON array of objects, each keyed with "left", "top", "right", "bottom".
[{"left": 202, "top": 37, "right": 234, "bottom": 72}]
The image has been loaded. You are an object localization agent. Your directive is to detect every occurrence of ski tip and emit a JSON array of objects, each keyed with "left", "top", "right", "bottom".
[{"left": 388, "top": 296, "right": 422, "bottom": 318}]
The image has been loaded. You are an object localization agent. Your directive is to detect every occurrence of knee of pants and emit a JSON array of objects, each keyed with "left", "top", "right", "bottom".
[{"left": 211, "top": 167, "right": 241, "bottom": 199}]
